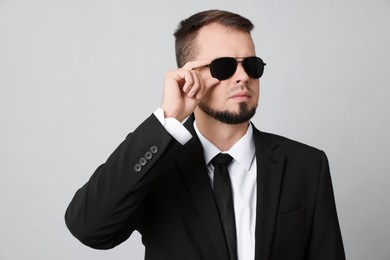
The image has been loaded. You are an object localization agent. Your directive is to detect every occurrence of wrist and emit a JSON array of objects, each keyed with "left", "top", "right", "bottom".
[{"left": 160, "top": 106, "right": 185, "bottom": 122}]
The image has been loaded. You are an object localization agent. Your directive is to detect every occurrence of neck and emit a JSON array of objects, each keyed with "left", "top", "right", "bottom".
[{"left": 194, "top": 108, "right": 249, "bottom": 151}]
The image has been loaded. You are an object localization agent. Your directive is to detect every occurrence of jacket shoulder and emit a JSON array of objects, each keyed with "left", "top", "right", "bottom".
[{"left": 254, "top": 129, "right": 325, "bottom": 159}]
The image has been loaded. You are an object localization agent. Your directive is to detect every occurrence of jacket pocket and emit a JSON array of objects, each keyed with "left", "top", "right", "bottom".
[
  {"left": 271, "top": 207, "right": 307, "bottom": 259},
  {"left": 276, "top": 207, "right": 305, "bottom": 227}
]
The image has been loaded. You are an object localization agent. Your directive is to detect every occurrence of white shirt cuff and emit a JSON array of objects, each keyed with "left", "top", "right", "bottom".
[{"left": 153, "top": 108, "right": 192, "bottom": 145}]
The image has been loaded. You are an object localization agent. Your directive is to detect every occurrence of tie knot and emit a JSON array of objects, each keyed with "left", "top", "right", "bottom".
[{"left": 211, "top": 153, "right": 233, "bottom": 167}]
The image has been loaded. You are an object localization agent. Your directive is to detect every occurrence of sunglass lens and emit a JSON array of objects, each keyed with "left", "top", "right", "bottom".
[
  {"left": 243, "top": 57, "right": 265, "bottom": 79},
  {"left": 210, "top": 57, "right": 237, "bottom": 80}
]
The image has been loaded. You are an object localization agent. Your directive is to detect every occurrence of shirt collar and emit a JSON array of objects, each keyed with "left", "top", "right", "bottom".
[{"left": 193, "top": 121, "right": 256, "bottom": 171}]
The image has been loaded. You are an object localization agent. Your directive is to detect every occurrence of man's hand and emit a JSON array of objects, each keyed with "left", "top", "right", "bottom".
[{"left": 161, "top": 60, "right": 220, "bottom": 122}]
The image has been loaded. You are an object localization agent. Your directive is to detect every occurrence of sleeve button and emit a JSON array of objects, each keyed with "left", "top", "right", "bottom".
[
  {"left": 145, "top": 151, "right": 153, "bottom": 160},
  {"left": 134, "top": 164, "right": 142, "bottom": 172},
  {"left": 150, "top": 146, "right": 158, "bottom": 154},
  {"left": 139, "top": 157, "right": 147, "bottom": 166}
]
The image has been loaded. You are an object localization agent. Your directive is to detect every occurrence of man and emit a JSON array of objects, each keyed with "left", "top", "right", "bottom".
[{"left": 65, "top": 10, "right": 345, "bottom": 260}]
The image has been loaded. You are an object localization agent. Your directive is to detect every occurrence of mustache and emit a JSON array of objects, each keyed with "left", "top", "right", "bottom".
[{"left": 227, "top": 84, "right": 249, "bottom": 95}]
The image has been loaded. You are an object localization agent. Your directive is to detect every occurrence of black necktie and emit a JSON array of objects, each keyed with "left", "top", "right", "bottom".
[{"left": 211, "top": 153, "right": 238, "bottom": 260}]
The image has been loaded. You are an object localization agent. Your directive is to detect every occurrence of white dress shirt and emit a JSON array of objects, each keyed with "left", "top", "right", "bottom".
[{"left": 154, "top": 108, "right": 257, "bottom": 260}]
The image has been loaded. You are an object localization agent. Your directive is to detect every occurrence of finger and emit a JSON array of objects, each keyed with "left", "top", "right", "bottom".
[
  {"left": 182, "top": 59, "right": 213, "bottom": 71},
  {"left": 188, "top": 71, "right": 203, "bottom": 98},
  {"left": 181, "top": 70, "right": 194, "bottom": 93}
]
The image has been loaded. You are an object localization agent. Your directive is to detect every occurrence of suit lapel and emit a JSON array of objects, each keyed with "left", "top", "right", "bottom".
[
  {"left": 177, "top": 117, "right": 284, "bottom": 260},
  {"left": 176, "top": 116, "right": 230, "bottom": 260},
  {"left": 253, "top": 128, "right": 285, "bottom": 260}
]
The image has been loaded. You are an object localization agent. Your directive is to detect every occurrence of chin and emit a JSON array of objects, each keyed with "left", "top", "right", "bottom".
[{"left": 199, "top": 102, "right": 257, "bottom": 125}]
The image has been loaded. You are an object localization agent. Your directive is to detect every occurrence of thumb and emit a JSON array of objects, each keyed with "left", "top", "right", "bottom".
[
  {"left": 195, "top": 77, "right": 220, "bottom": 100},
  {"left": 204, "top": 77, "right": 220, "bottom": 90}
]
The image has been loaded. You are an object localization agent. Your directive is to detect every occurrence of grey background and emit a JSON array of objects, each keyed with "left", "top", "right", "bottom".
[{"left": 0, "top": 0, "right": 389, "bottom": 259}]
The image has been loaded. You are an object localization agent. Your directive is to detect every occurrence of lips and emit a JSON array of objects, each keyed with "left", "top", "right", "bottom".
[{"left": 230, "top": 91, "right": 250, "bottom": 99}]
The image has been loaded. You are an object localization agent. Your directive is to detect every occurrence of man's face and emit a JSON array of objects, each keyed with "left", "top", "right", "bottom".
[{"left": 195, "top": 23, "right": 260, "bottom": 124}]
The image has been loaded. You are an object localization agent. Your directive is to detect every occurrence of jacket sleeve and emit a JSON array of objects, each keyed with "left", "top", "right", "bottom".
[
  {"left": 306, "top": 151, "right": 346, "bottom": 259},
  {"left": 64, "top": 114, "right": 175, "bottom": 249}
]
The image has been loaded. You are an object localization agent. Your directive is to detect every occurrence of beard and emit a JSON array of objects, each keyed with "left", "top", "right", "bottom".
[{"left": 198, "top": 101, "right": 257, "bottom": 125}]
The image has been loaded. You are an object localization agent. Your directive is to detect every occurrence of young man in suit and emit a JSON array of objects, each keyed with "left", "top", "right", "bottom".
[{"left": 65, "top": 10, "right": 345, "bottom": 260}]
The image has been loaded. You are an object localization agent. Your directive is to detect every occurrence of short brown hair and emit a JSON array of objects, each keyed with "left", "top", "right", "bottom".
[{"left": 173, "top": 10, "right": 254, "bottom": 68}]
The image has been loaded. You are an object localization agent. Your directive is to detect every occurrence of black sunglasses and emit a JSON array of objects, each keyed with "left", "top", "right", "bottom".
[{"left": 206, "top": 56, "right": 266, "bottom": 80}]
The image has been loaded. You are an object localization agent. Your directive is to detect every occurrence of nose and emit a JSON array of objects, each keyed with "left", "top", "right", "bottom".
[{"left": 234, "top": 61, "right": 250, "bottom": 84}]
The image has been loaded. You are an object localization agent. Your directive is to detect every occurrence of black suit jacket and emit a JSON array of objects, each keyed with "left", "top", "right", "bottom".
[{"left": 65, "top": 114, "right": 345, "bottom": 260}]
